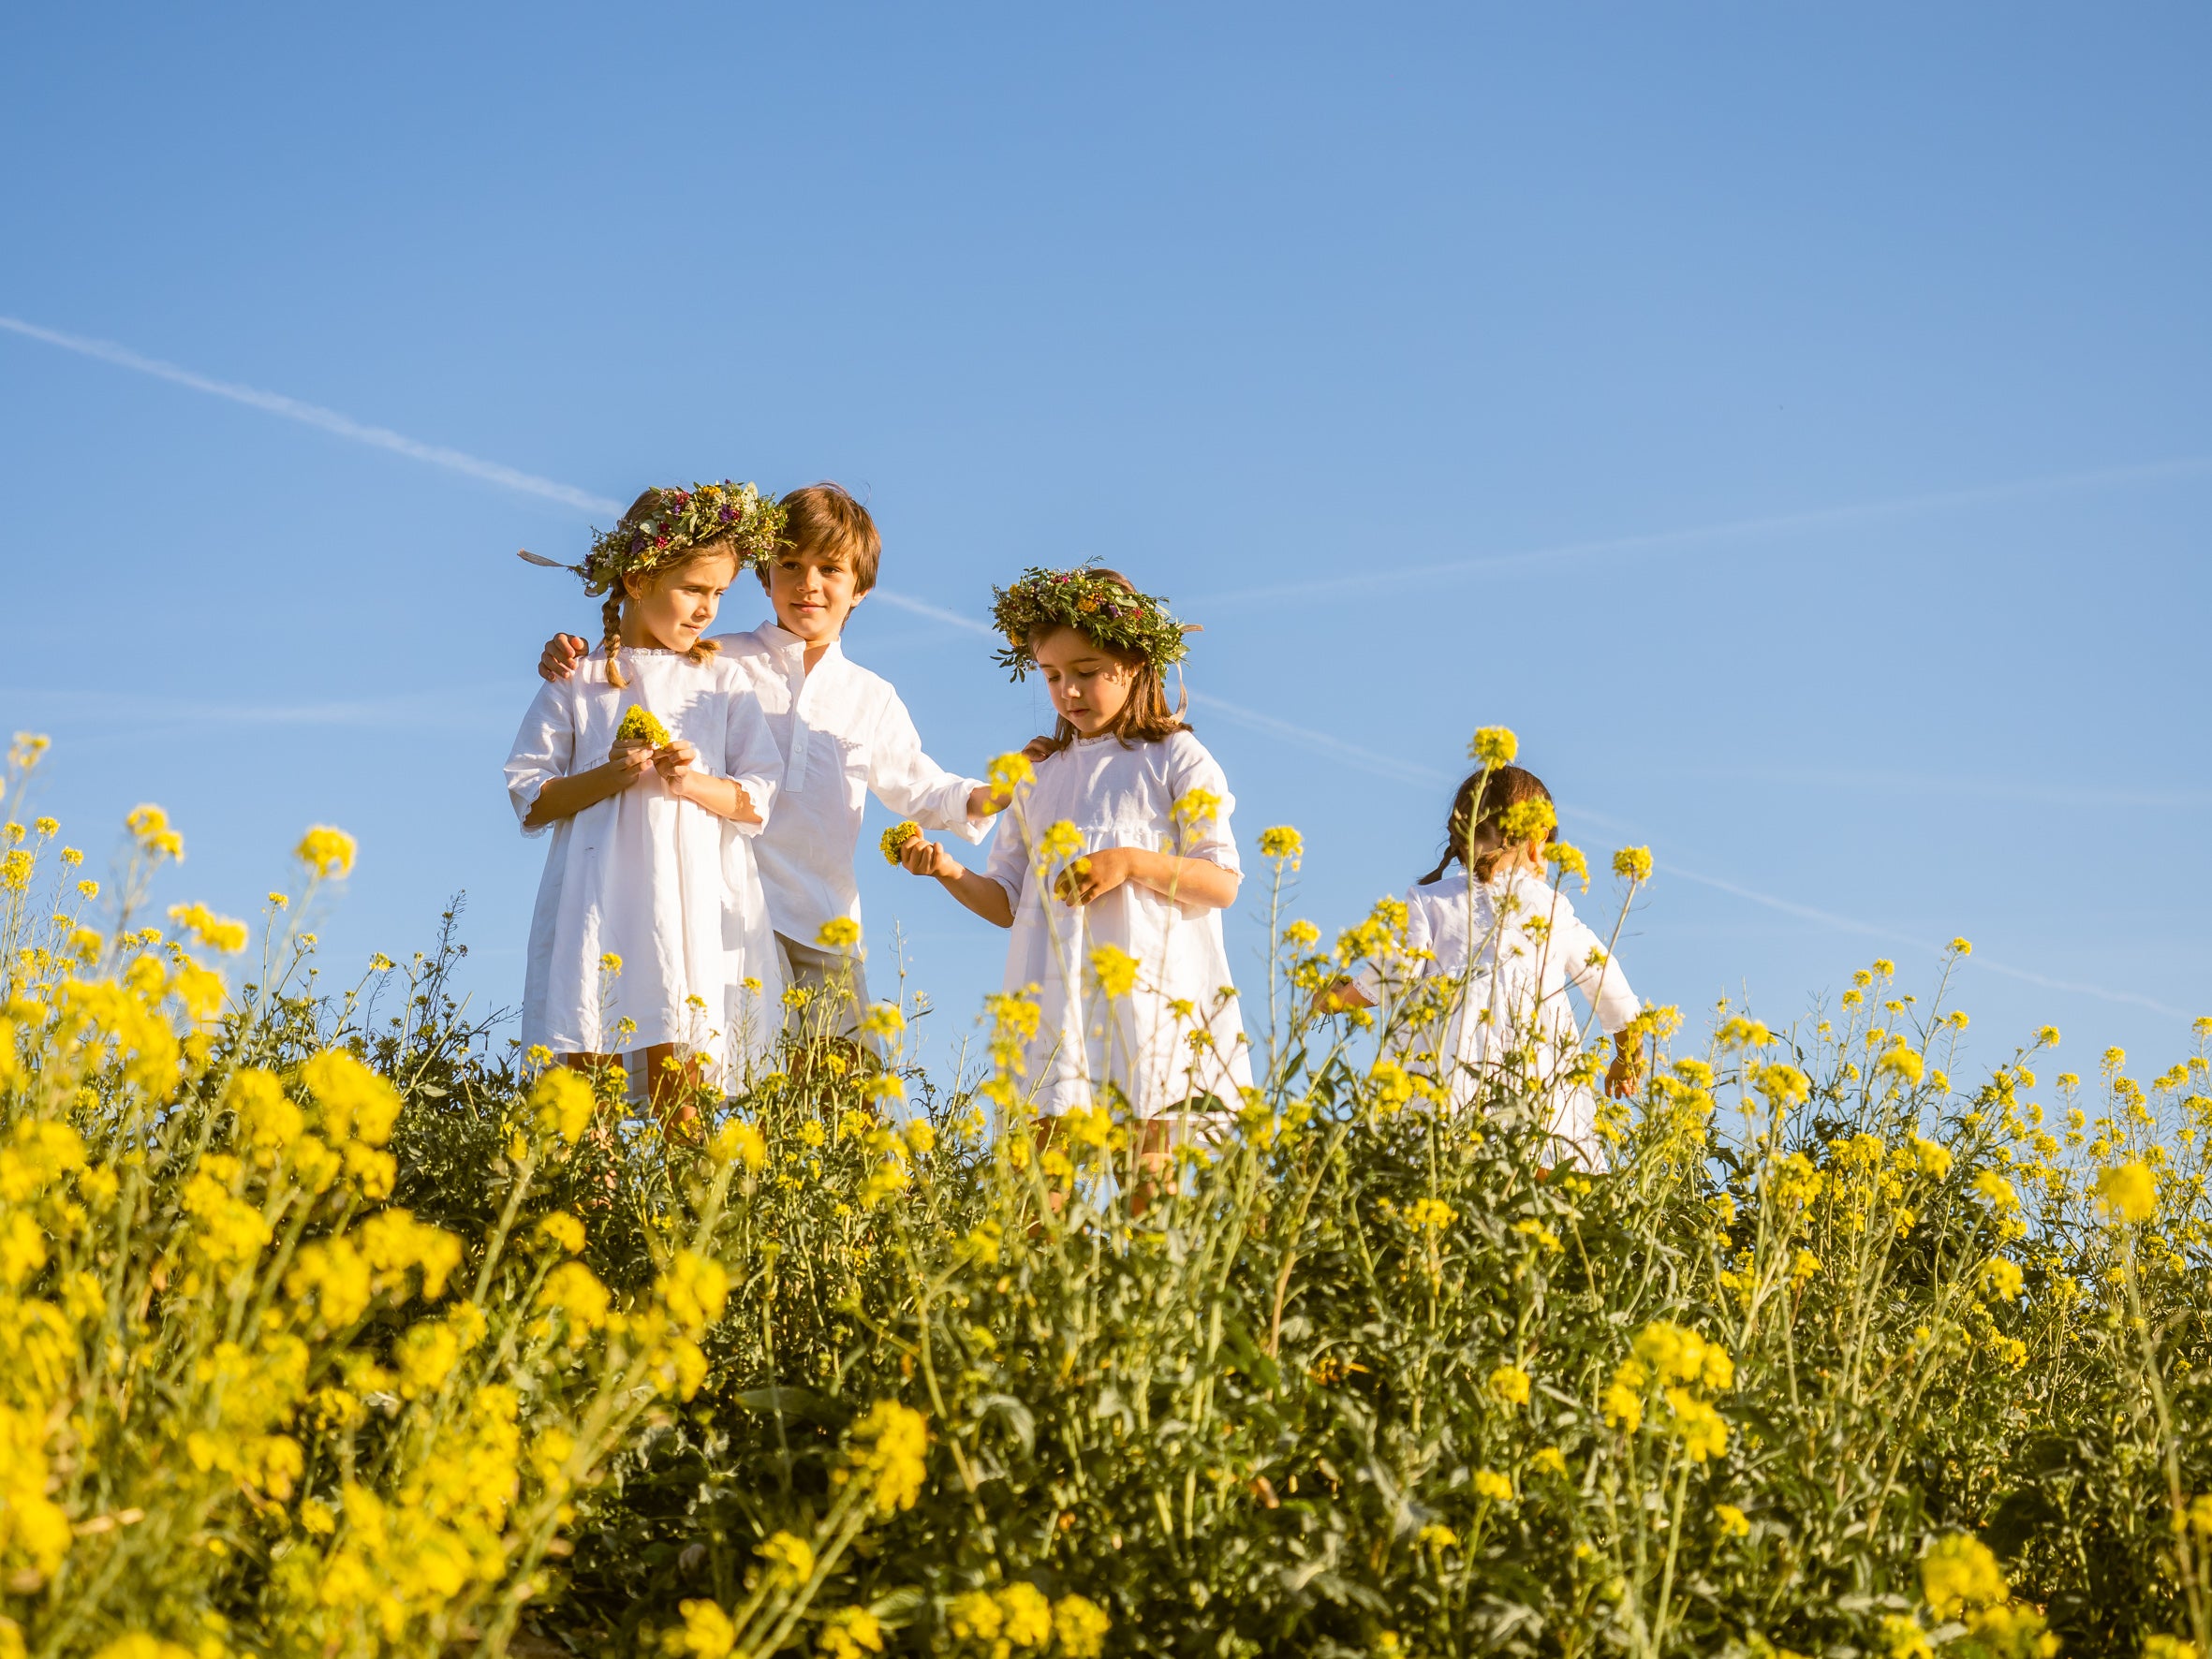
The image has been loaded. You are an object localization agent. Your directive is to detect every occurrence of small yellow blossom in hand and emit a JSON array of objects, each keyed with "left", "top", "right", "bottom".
[
  {"left": 1259, "top": 825, "right": 1303, "bottom": 865},
  {"left": 1473, "top": 1469, "right": 1514, "bottom": 1503},
  {"left": 294, "top": 824, "right": 357, "bottom": 879},
  {"left": 1612, "top": 845, "right": 1654, "bottom": 883},
  {"left": 2095, "top": 1160, "right": 2157, "bottom": 1225},
  {"left": 817, "top": 917, "right": 862, "bottom": 951},
  {"left": 1468, "top": 726, "right": 1517, "bottom": 767},
  {"left": 615, "top": 705, "right": 673, "bottom": 748},
  {"left": 879, "top": 821, "right": 922, "bottom": 864}
]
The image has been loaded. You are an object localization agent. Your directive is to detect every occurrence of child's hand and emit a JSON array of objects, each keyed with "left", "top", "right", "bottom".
[
  {"left": 899, "top": 837, "right": 955, "bottom": 879},
  {"left": 1311, "top": 976, "right": 1374, "bottom": 1015},
  {"left": 1054, "top": 846, "right": 1136, "bottom": 906},
  {"left": 653, "top": 739, "right": 701, "bottom": 793},
  {"left": 1604, "top": 1034, "right": 1644, "bottom": 1100},
  {"left": 966, "top": 783, "right": 1007, "bottom": 819},
  {"left": 606, "top": 738, "right": 656, "bottom": 786},
  {"left": 540, "top": 634, "right": 590, "bottom": 683}
]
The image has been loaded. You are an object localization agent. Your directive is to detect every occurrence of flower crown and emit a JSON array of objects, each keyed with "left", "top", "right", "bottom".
[
  {"left": 518, "top": 481, "right": 788, "bottom": 592},
  {"left": 988, "top": 565, "right": 1193, "bottom": 681}
]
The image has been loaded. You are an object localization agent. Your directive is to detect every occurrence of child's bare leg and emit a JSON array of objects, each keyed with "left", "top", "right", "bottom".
[
  {"left": 644, "top": 1042, "right": 703, "bottom": 1137},
  {"left": 1125, "top": 1118, "right": 1175, "bottom": 1217}
]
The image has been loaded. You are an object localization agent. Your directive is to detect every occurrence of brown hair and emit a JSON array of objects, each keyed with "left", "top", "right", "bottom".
[
  {"left": 599, "top": 488, "right": 734, "bottom": 689},
  {"left": 763, "top": 482, "right": 881, "bottom": 594},
  {"left": 1032, "top": 568, "right": 1193, "bottom": 756},
  {"left": 1416, "top": 764, "right": 1556, "bottom": 886}
]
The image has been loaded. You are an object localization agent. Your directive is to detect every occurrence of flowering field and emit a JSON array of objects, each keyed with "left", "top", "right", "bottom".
[{"left": 1, "top": 730, "right": 2208, "bottom": 1659}]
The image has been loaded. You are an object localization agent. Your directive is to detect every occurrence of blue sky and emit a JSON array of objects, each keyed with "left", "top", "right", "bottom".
[{"left": 4, "top": 4, "right": 2206, "bottom": 1081}]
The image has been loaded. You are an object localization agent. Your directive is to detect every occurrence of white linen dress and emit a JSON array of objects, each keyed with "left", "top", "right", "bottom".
[
  {"left": 983, "top": 730, "right": 1253, "bottom": 1121},
  {"left": 505, "top": 646, "right": 786, "bottom": 1078},
  {"left": 1353, "top": 867, "right": 1639, "bottom": 1150}
]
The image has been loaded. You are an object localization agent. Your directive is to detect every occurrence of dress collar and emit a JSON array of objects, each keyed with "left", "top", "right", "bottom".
[{"left": 758, "top": 621, "right": 844, "bottom": 670}]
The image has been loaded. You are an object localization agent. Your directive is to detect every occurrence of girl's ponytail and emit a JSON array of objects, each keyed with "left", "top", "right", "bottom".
[
  {"left": 599, "top": 591, "right": 628, "bottom": 690},
  {"left": 1416, "top": 764, "right": 1556, "bottom": 886}
]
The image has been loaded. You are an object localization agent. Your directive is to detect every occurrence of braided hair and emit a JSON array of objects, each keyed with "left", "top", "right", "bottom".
[
  {"left": 1416, "top": 764, "right": 1556, "bottom": 887},
  {"left": 599, "top": 489, "right": 733, "bottom": 690}
]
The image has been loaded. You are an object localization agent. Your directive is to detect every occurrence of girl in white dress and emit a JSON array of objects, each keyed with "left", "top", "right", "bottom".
[
  {"left": 1328, "top": 764, "right": 1644, "bottom": 1157},
  {"left": 898, "top": 567, "right": 1251, "bottom": 1184},
  {"left": 506, "top": 482, "right": 789, "bottom": 1117}
]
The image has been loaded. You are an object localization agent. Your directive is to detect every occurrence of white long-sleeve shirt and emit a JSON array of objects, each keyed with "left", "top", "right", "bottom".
[
  {"left": 504, "top": 647, "right": 787, "bottom": 1073},
  {"left": 1353, "top": 867, "right": 1638, "bottom": 1148},
  {"left": 709, "top": 622, "right": 987, "bottom": 946},
  {"left": 984, "top": 730, "right": 1252, "bottom": 1120}
]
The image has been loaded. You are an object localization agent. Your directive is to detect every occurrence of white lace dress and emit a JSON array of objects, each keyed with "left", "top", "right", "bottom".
[
  {"left": 505, "top": 646, "right": 786, "bottom": 1077},
  {"left": 984, "top": 730, "right": 1252, "bottom": 1121}
]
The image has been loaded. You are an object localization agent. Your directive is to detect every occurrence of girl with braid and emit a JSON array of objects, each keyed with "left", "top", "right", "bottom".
[{"left": 506, "top": 483, "right": 787, "bottom": 1119}]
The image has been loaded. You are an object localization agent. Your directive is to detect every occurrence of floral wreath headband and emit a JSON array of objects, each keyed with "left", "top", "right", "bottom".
[
  {"left": 518, "top": 481, "right": 788, "bottom": 594},
  {"left": 988, "top": 565, "right": 1197, "bottom": 681}
]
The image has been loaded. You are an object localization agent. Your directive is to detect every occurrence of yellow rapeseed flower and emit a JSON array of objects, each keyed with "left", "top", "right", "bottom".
[
  {"left": 294, "top": 824, "right": 357, "bottom": 880},
  {"left": 1259, "top": 825, "right": 1303, "bottom": 864},
  {"left": 1487, "top": 1365, "right": 1532, "bottom": 1406},
  {"left": 1472, "top": 1469, "right": 1514, "bottom": 1503},
  {"left": 1612, "top": 845, "right": 1654, "bottom": 883},
  {"left": 817, "top": 917, "right": 862, "bottom": 951},
  {"left": 2095, "top": 1160, "right": 2157, "bottom": 1225},
  {"left": 530, "top": 1067, "right": 596, "bottom": 1145},
  {"left": 1090, "top": 944, "right": 1140, "bottom": 999},
  {"left": 1468, "top": 727, "right": 1517, "bottom": 767},
  {"left": 879, "top": 821, "right": 922, "bottom": 864},
  {"left": 1920, "top": 1532, "right": 2008, "bottom": 1619},
  {"left": 839, "top": 1401, "right": 928, "bottom": 1515},
  {"left": 661, "top": 1599, "right": 736, "bottom": 1658},
  {"left": 1051, "top": 1597, "right": 1112, "bottom": 1659},
  {"left": 755, "top": 1530, "right": 815, "bottom": 1592}
]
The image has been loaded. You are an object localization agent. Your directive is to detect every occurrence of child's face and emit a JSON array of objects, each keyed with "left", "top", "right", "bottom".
[
  {"left": 1031, "top": 626, "right": 1136, "bottom": 736},
  {"left": 627, "top": 551, "right": 738, "bottom": 653},
  {"left": 760, "top": 547, "right": 864, "bottom": 644}
]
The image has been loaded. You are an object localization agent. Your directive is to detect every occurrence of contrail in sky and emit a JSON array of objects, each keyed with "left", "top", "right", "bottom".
[
  {"left": 1180, "top": 453, "right": 2212, "bottom": 609},
  {"left": 0, "top": 314, "right": 624, "bottom": 517},
  {"left": 6, "top": 313, "right": 2187, "bottom": 1016}
]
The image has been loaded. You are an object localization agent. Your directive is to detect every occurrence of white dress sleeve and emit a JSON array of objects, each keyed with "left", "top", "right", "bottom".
[
  {"left": 982, "top": 783, "right": 1036, "bottom": 909},
  {"left": 1556, "top": 902, "right": 1639, "bottom": 1035},
  {"left": 504, "top": 679, "right": 575, "bottom": 839},
  {"left": 1165, "top": 737, "right": 1241, "bottom": 874},
  {"left": 722, "top": 690, "right": 783, "bottom": 840},
  {"left": 866, "top": 691, "right": 987, "bottom": 845}
]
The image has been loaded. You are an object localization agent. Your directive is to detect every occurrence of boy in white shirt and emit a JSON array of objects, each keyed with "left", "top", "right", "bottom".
[{"left": 537, "top": 482, "right": 999, "bottom": 1026}]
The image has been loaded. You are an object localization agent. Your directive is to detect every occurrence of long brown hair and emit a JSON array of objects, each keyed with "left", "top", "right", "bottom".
[
  {"left": 1032, "top": 568, "right": 1193, "bottom": 756},
  {"left": 1416, "top": 764, "right": 1556, "bottom": 886},
  {"left": 599, "top": 488, "right": 734, "bottom": 689}
]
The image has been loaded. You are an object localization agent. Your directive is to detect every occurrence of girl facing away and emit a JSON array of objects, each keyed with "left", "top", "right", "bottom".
[
  {"left": 897, "top": 566, "right": 1250, "bottom": 1195},
  {"left": 505, "top": 482, "right": 789, "bottom": 1119},
  {"left": 1326, "top": 763, "right": 1644, "bottom": 1159}
]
